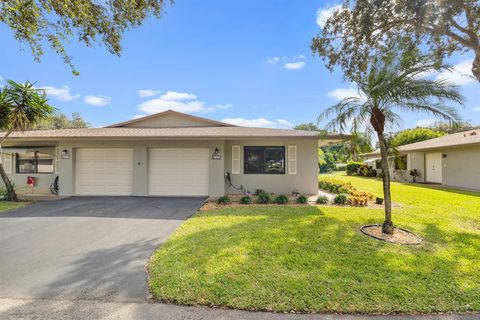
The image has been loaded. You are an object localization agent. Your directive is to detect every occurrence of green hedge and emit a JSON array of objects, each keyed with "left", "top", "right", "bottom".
[
  {"left": 318, "top": 178, "right": 356, "bottom": 195},
  {"left": 345, "top": 161, "right": 363, "bottom": 175}
]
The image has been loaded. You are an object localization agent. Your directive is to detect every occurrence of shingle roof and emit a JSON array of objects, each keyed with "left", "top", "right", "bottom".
[
  {"left": 362, "top": 129, "right": 480, "bottom": 156},
  {"left": 4, "top": 127, "right": 346, "bottom": 140}
]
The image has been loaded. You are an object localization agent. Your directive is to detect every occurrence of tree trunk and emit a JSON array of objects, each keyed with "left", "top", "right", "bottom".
[
  {"left": 0, "top": 162, "right": 18, "bottom": 202},
  {"left": 377, "top": 132, "right": 394, "bottom": 234},
  {"left": 473, "top": 53, "right": 480, "bottom": 83}
]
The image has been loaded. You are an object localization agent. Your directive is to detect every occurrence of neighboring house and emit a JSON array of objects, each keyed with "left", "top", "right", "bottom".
[
  {"left": 0, "top": 110, "right": 344, "bottom": 197},
  {"left": 361, "top": 129, "right": 480, "bottom": 191}
]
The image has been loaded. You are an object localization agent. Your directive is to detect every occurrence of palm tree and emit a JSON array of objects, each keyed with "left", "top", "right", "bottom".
[
  {"left": 0, "top": 80, "right": 55, "bottom": 201},
  {"left": 338, "top": 133, "right": 373, "bottom": 162},
  {"left": 319, "top": 55, "right": 464, "bottom": 234}
]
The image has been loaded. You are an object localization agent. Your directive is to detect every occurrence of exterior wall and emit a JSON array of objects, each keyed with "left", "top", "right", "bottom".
[
  {"left": 442, "top": 146, "right": 480, "bottom": 190},
  {"left": 122, "top": 114, "right": 220, "bottom": 128},
  {"left": 407, "top": 152, "right": 425, "bottom": 183},
  {"left": 224, "top": 139, "right": 319, "bottom": 195},
  {"left": 57, "top": 140, "right": 225, "bottom": 197},
  {"left": 1, "top": 147, "right": 57, "bottom": 195}
]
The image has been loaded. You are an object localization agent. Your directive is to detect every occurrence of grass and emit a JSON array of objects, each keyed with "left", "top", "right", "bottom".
[
  {"left": 148, "top": 173, "right": 480, "bottom": 314},
  {"left": 0, "top": 201, "right": 25, "bottom": 212}
]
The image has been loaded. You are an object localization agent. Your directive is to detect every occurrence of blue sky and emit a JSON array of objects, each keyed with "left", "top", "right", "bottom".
[{"left": 0, "top": 0, "right": 479, "bottom": 130}]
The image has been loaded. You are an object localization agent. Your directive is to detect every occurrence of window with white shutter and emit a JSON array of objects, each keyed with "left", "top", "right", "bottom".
[
  {"left": 2, "top": 153, "right": 12, "bottom": 174},
  {"left": 232, "top": 145, "right": 241, "bottom": 174},
  {"left": 287, "top": 146, "right": 297, "bottom": 175}
]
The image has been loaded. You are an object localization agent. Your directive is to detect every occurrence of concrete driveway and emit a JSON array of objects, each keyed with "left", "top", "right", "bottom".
[{"left": 0, "top": 196, "right": 205, "bottom": 302}]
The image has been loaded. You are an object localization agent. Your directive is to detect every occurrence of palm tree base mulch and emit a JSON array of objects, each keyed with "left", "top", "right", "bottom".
[{"left": 360, "top": 224, "right": 422, "bottom": 245}]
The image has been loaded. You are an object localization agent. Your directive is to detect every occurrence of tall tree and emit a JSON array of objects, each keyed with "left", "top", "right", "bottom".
[
  {"left": 319, "top": 53, "right": 464, "bottom": 234},
  {"left": 338, "top": 133, "right": 373, "bottom": 161},
  {"left": 0, "top": 0, "right": 172, "bottom": 74},
  {"left": 391, "top": 128, "right": 446, "bottom": 147},
  {"left": 34, "top": 112, "right": 90, "bottom": 130},
  {"left": 0, "top": 80, "right": 55, "bottom": 201},
  {"left": 312, "top": 0, "right": 480, "bottom": 82}
]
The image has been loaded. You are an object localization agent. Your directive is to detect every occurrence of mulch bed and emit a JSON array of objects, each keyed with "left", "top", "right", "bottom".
[
  {"left": 199, "top": 201, "right": 310, "bottom": 211},
  {"left": 360, "top": 224, "right": 423, "bottom": 245}
]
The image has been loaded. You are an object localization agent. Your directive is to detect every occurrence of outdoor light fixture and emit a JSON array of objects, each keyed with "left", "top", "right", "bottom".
[
  {"left": 61, "top": 149, "right": 70, "bottom": 159},
  {"left": 212, "top": 148, "right": 221, "bottom": 160}
]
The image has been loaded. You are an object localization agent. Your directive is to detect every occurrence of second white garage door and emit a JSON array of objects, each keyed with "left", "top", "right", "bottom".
[
  {"left": 75, "top": 148, "right": 133, "bottom": 195},
  {"left": 149, "top": 148, "right": 209, "bottom": 196}
]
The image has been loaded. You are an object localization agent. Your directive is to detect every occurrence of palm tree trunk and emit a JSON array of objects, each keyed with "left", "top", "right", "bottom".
[
  {"left": 377, "top": 131, "right": 394, "bottom": 234},
  {"left": 0, "top": 163, "right": 18, "bottom": 202}
]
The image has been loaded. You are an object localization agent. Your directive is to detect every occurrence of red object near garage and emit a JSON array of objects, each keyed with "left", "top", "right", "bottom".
[{"left": 27, "top": 176, "right": 36, "bottom": 186}]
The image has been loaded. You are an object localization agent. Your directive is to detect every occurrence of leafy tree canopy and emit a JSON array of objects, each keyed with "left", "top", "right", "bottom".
[
  {"left": 0, "top": 0, "right": 172, "bottom": 75},
  {"left": 312, "top": 0, "right": 480, "bottom": 82},
  {"left": 34, "top": 112, "right": 90, "bottom": 130},
  {"left": 426, "top": 120, "right": 480, "bottom": 134},
  {"left": 391, "top": 128, "right": 445, "bottom": 147}
]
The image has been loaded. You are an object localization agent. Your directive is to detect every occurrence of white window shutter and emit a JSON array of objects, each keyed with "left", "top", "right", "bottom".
[
  {"left": 287, "top": 146, "right": 297, "bottom": 175},
  {"left": 2, "top": 153, "right": 12, "bottom": 174},
  {"left": 232, "top": 145, "right": 241, "bottom": 174},
  {"left": 54, "top": 147, "right": 59, "bottom": 174}
]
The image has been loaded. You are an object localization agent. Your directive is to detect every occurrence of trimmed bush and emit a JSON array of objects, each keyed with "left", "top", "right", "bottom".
[
  {"left": 274, "top": 194, "right": 289, "bottom": 204},
  {"left": 316, "top": 195, "right": 329, "bottom": 204},
  {"left": 319, "top": 178, "right": 355, "bottom": 195},
  {"left": 334, "top": 194, "right": 348, "bottom": 205},
  {"left": 257, "top": 192, "right": 272, "bottom": 204},
  {"left": 217, "top": 196, "right": 231, "bottom": 205},
  {"left": 240, "top": 195, "right": 252, "bottom": 204},
  {"left": 375, "top": 197, "right": 384, "bottom": 204},
  {"left": 346, "top": 161, "right": 363, "bottom": 175},
  {"left": 296, "top": 195, "right": 308, "bottom": 204}
]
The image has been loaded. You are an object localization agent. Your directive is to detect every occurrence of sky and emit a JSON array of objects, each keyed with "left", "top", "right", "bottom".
[{"left": 0, "top": 0, "right": 479, "bottom": 130}]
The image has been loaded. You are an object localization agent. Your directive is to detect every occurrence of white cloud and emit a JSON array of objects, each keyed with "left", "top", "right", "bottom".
[
  {"left": 435, "top": 59, "right": 475, "bottom": 86},
  {"left": 266, "top": 54, "right": 307, "bottom": 70},
  {"left": 284, "top": 61, "right": 306, "bottom": 70},
  {"left": 222, "top": 118, "right": 293, "bottom": 128},
  {"left": 84, "top": 95, "right": 111, "bottom": 106},
  {"left": 316, "top": 4, "right": 342, "bottom": 28},
  {"left": 327, "top": 87, "right": 361, "bottom": 100},
  {"left": 138, "top": 90, "right": 230, "bottom": 115},
  {"left": 266, "top": 57, "right": 281, "bottom": 65},
  {"left": 137, "top": 89, "right": 161, "bottom": 98},
  {"left": 38, "top": 85, "right": 80, "bottom": 101},
  {"left": 473, "top": 107, "right": 480, "bottom": 112},
  {"left": 416, "top": 119, "right": 437, "bottom": 127}
]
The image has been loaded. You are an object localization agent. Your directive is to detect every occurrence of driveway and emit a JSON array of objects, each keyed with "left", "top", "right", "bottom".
[{"left": 0, "top": 196, "right": 205, "bottom": 302}]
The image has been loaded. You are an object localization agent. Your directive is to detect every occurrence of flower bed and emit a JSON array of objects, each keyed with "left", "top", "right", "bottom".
[{"left": 318, "top": 177, "right": 375, "bottom": 206}]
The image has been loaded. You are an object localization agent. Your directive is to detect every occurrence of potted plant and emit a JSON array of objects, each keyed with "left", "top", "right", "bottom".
[{"left": 409, "top": 169, "right": 419, "bottom": 183}]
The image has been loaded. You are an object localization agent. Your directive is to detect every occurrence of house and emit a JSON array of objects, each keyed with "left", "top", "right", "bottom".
[
  {"left": 0, "top": 110, "right": 345, "bottom": 197},
  {"left": 361, "top": 129, "right": 480, "bottom": 191}
]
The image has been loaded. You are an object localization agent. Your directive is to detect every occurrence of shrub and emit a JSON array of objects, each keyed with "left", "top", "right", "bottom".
[
  {"left": 217, "top": 196, "right": 231, "bottom": 205},
  {"left": 274, "top": 194, "right": 289, "bottom": 204},
  {"left": 319, "top": 178, "right": 355, "bottom": 195},
  {"left": 240, "top": 195, "right": 252, "bottom": 204},
  {"left": 257, "top": 192, "right": 271, "bottom": 204},
  {"left": 296, "top": 195, "right": 308, "bottom": 204},
  {"left": 346, "top": 161, "right": 362, "bottom": 175},
  {"left": 254, "top": 189, "right": 266, "bottom": 195},
  {"left": 359, "top": 165, "right": 377, "bottom": 177},
  {"left": 375, "top": 197, "right": 384, "bottom": 204},
  {"left": 316, "top": 195, "right": 329, "bottom": 204},
  {"left": 334, "top": 194, "right": 348, "bottom": 205}
]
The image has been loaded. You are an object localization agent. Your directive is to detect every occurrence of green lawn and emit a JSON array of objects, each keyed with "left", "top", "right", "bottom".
[
  {"left": 0, "top": 201, "right": 25, "bottom": 212},
  {"left": 148, "top": 173, "right": 480, "bottom": 314}
]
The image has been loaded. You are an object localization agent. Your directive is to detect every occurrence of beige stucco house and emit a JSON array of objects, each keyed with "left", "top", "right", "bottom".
[
  {"left": 361, "top": 129, "right": 480, "bottom": 191},
  {"left": 0, "top": 110, "right": 344, "bottom": 197}
]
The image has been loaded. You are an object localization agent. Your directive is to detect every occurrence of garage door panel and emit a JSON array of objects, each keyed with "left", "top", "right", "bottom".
[
  {"left": 75, "top": 148, "right": 133, "bottom": 195},
  {"left": 149, "top": 148, "right": 209, "bottom": 196}
]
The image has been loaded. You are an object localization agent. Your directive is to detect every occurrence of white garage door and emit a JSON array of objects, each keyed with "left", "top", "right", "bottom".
[
  {"left": 149, "top": 148, "right": 209, "bottom": 196},
  {"left": 425, "top": 152, "right": 442, "bottom": 183},
  {"left": 75, "top": 148, "right": 133, "bottom": 195}
]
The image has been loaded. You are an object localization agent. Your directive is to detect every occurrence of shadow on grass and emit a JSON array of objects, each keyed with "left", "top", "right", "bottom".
[{"left": 148, "top": 206, "right": 480, "bottom": 314}]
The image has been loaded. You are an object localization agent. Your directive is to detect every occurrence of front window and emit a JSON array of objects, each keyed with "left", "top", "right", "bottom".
[
  {"left": 16, "top": 151, "right": 54, "bottom": 174},
  {"left": 244, "top": 146, "right": 285, "bottom": 174}
]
